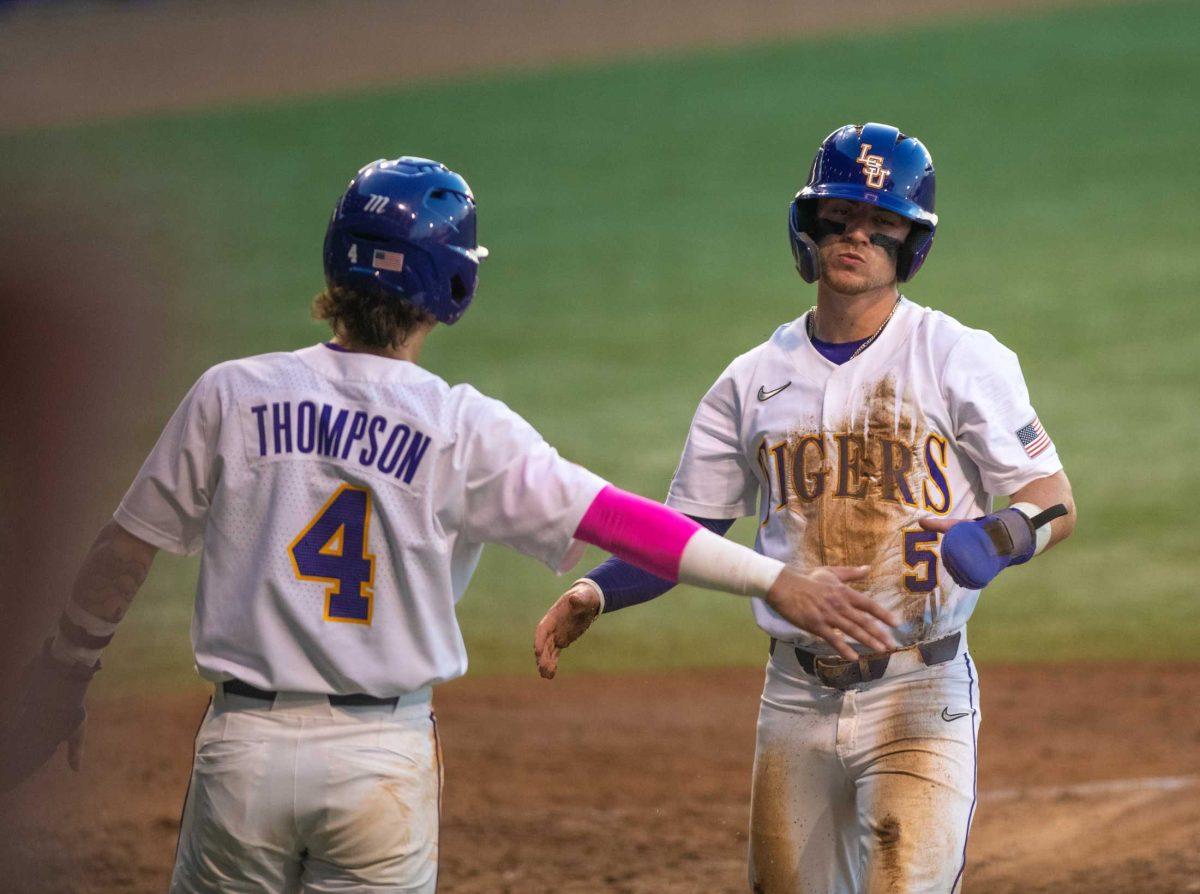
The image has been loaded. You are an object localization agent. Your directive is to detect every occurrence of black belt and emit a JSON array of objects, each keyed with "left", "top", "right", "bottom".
[
  {"left": 769, "top": 631, "right": 961, "bottom": 690},
  {"left": 222, "top": 678, "right": 399, "bottom": 708}
]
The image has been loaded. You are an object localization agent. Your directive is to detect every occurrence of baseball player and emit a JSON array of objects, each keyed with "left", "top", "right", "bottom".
[
  {"left": 535, "top": 124, "right": 1077, "bottom": 893},
  {"left": 1, "top": 156, "right": 900, "bottom": 893}
]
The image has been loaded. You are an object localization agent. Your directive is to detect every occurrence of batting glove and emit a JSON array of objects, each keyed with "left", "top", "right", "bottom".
[{"left": 939, "top": 507, "right": 1042, "bottom": 590}]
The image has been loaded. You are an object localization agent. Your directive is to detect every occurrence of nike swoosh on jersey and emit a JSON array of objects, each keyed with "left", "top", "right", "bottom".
[
  {"left": 941, "top": 708, "right": 971, "bottom": 722},
  {"left": 757, "top": 382, "right": 791, "bottom": 401}
]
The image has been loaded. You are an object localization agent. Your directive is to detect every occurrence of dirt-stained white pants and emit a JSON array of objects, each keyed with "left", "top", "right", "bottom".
[
  {"left": 170, "top": 687, "right": 440, "bottom": 894},
  {"left": 749, "top": 634, "right": 980, "bottom": 894}
]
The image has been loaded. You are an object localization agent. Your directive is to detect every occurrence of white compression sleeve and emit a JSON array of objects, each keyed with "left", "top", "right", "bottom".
[
  {"left": 1009, "top": 501, "right": 1051, "bottom": 555},
  {"left": 676, "top": 528, "right": 785, "bottom": 598}
]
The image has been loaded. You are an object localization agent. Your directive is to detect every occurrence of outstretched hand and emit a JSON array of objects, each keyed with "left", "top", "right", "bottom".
[
  {"left": 765, "top": 565, "right": 901, "bottom": 660},
  {"left": 534, "top": 583, "right": 602, "bottom": 679}
]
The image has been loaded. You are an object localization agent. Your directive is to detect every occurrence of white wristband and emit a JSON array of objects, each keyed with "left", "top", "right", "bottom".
[
  {"left": 571, "top": 578, "right": 606, "bottom": 613},
  {"left": 64, "top": 598, "right": 120, "bottom": 637},
  {"left": 51, "top": 599, "right": 118, "bottom": 668},
  {"left": 677, "top": 528, "right": 785, "bottom": 598},
  {"left": 51, "top": 635, "right": 103, "bottom": 668},
  {"left": 1009, "top": 501, "right": 1051, "bottom": 556}
]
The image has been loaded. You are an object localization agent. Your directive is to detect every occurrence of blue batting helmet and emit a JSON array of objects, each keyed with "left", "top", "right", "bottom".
[
  {"left": 789, "top": 123, "right": 937, "bottom": 283},
  {"left": 323, "top": 157, "right": 488, "bottom": 325}
]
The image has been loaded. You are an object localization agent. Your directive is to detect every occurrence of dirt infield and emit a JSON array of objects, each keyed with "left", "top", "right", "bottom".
[{"left": 3, "top": 663, "right": 1198, "bottom": 893}]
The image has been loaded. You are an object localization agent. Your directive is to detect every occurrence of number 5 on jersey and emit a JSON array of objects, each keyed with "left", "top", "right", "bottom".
[{"left": 289, "top": 484, "right": 375, "bottom": 624}]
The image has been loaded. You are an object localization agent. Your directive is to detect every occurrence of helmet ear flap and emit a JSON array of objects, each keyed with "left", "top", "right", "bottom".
[
  {"left": 896, "top": 224, "right": 934, "bottom": 282},
  {"left": 793, "top": 232, "right": 821, "bottom": 284},
  {"left": 788, "top": 199, "right": 821, "bottom": 284}
]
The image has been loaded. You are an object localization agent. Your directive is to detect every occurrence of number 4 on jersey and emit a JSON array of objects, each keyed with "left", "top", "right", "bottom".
[{"left": 289, "top": 484, "right": 375, "bottom": 624}]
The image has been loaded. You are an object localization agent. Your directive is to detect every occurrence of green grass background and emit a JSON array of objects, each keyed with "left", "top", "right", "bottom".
[{"left": 5, "top": 0, "right": 1197, "bottom": 692}]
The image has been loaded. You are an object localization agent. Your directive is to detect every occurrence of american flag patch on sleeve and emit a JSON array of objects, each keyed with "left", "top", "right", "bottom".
[{"left": 1015, "top": 417, "right": 1052, "bottom": 458}]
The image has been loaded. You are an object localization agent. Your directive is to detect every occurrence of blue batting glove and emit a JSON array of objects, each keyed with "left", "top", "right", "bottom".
[{"left": 940, "top": 508, "right": 1037, "bottom": 590}]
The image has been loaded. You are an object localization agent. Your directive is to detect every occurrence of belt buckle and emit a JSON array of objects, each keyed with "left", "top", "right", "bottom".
[
  {"left": 812, "top": 655, "right": 860, "bottom": 690},
  {"left": 813, "top": 653, "right": 891, "bottom": 690}
]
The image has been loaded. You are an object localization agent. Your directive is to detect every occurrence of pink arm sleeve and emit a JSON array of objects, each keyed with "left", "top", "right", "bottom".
[{"left": 572, "top": 485, "right": 701, "bottom": 581}]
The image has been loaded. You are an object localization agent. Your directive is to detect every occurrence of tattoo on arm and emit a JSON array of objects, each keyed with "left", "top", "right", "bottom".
[{"left": 69, "top": 522, "right": 157, "bottom": 623}]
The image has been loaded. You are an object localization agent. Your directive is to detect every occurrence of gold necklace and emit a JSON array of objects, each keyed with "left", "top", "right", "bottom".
[{"left": 807, "top": 297, "right": 902, "bottom": 361}]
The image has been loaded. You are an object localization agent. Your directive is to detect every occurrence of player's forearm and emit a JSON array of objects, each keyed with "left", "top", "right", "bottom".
[
  {"left": 584, "top": 516, "right": 736, "bottom": 613},
  {"left": 573, "top": 486, "right": 780, "bottom": 599},
  {"left": 580, "top": 555, "right": 674, "bottom": 613},
  {"left": 1009, "top": 470, "right": 1076, "bottom": 553},
  {"left": 51, "top": 521, "right": 158, "bottom": 668}
]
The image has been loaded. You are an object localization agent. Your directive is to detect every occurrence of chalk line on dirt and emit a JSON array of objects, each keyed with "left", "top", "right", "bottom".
[
  {"left": 982, "top": 774, "right": 1199, "bottom": 803},
  {"left": 478, "top": 775, "right": 1200, "bottom": 823}
]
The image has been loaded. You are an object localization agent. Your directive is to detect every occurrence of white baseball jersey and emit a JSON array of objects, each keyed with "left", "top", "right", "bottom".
[
  {"left": 115, "top": 344, "right": 606, "bottom": 696},
  {"left": 665, "top": 298, "right": 1062, "bottom": 651}
]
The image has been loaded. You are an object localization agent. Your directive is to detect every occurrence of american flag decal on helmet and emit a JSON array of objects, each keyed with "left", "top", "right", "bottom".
[
  {"left": 372, "top": 249, "right": 405, "bottom": 273},
  {"left": 1016, "top": 417, "right": 1051, "bottom": 458}
]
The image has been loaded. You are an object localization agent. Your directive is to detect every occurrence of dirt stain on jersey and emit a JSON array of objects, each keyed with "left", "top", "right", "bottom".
[{"left": 784, "top": 375, "right": 934, "bottom": 637}]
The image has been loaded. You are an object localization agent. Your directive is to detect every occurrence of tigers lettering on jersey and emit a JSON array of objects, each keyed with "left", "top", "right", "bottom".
[
  {"left": 247, "top": 400, "right": 432, "bottom": 485},
  {"left": 757, "top": 429, "right": 950, "bottom": 517}
]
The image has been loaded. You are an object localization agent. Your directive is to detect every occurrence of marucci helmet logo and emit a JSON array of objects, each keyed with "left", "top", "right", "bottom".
[
  {"left": 855, "top": 144, "right": 887, "bottom": 189},
  {"left": 363, "top": 194, "right": 390, "bottom": 213}
]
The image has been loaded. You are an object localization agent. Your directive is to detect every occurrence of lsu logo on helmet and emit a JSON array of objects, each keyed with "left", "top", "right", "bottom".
[{"left": 855, "top": 143, "right": 888, "bottom": 189}]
